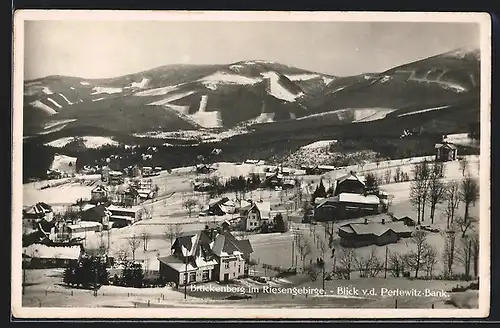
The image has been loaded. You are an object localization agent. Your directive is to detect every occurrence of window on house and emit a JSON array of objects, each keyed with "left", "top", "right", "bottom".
[
  {"left": 189, "top": 272, "right": 196, "bottom": 282},
  {"left": 202, "top": 270, "right": 210, "bottom": 281},
  {"left": 238, "top": 265, "right": 241, "bottom": 274},
  {"left": 234, "top": 261, "right": 237, "bottom": 267},
  {"left": 224, "top": 261, "right": 229, "bottom": 269}
]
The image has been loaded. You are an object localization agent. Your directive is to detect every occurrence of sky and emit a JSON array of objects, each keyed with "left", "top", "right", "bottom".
[{"left": 23, "top": 20, "right": 480, "bottom": 80}]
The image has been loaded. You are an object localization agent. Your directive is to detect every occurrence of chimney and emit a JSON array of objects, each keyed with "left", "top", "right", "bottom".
[
  {"left": 381, "top": 218, "right": 386, "bottom": 224},
  {"left": 364, "top": 218, "right": 368, "bottom": 225}
]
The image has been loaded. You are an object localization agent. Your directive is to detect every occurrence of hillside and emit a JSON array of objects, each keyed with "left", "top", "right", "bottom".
[
  {"left": 22, "top": 47, "right": 481, "bottom": 165},
  {"left": 23, "top": 61, "right": 335, "bottom": 137}
]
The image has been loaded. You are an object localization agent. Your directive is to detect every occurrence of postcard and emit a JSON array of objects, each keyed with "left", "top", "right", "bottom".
[{"left": 12, "top": 10, "right": 491, "bottom": 319}]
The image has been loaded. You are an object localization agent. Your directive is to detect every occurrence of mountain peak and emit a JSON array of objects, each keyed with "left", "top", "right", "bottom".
[{"left": 442, "top": 47, "right": 480, "bottom": 60}]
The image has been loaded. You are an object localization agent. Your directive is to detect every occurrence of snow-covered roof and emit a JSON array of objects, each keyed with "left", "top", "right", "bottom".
[
  {"left": 23, "top": 244, "right": 81, "bottom": 260},
  {"left": 339, "top": 221, "right": 411, "bottom": 237},
  {"left": 81, "top": 203, "right": 96, "bottom": 211},
  {"left": 24, "top": 202, "right": 53, "bottom": 215},
  {"left": 108, "top": 205, "right": 143, "bottom": 213},
  {"left": 67, "top": 221, "right": 102, "bottom": 230},
  {"left": 253, "top": 201, "right": 271, "bottom": 219},
  {"left": 336, "top": 172, "right": 366, "bottom": 185},
  {"left": 211, "top": 232, "right": 246, "bottom": 257},
  {"left": 435, "top": 142, "right": 458, "bottom": 149},
  {"left": 336, "top": 193, "right": 380, "bottom": 205},
  {"left": 109, "top": 215, "right": 135, "bottom": 222}
]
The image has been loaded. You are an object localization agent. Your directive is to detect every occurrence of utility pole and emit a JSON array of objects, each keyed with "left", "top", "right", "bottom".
[
  {"left": 291, "top": 236, "right": 295, "bottom": 267},
  {"left": 384, "top": 246, "right": 389, "bottom": 279}
]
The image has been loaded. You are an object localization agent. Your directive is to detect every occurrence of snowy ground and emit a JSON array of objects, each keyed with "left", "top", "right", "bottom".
[
  {"left": 45, "top": 136, "right": 120, "bottom": 149},
  {"left": 20, "top": 153, "right": 483, "bottom": 309},
  {"left": 49, "top": 154, "right": 78, "bottom": 174},
  {"left": 132, "top": 127, "right": 250, "bottom": 143}
]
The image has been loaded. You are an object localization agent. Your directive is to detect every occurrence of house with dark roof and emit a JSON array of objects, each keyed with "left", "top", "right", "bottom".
[
  {"left": 158, "top": 227, "right": 253, "bottom": 286},
  {"left": 338, "top": 219, "right": 413, "bottom": 248},
  {"left": 81, "top": 204, "right": 112, "bottom": 228},
  {"left": 90, "top": 185, "right": 109, "bottom": 203},
  {"left": 313, "top": 172, "right": 382, "bottom": 222},
  {"left": 23, "top": 202, "right": 54, "bottom": 221},
  {"left": 241, "top": 200, "right": 271, "bottom": 231},
  {"left": 435, "top": 142, "right": 458, "bottom": 162},
  {"left": 23, "top": 243, "right": 83, "bottom": 269},
  {"left": 395, "top": 216, "right": 417, "bottom": 227},
  {"left": 314, "top": 193, "right": 380, "bottom": 222},
  {"left": 334, "top": 172, "right": 366, "bottom": 196},
  {"left": 158, "top": 229, "right": 218, "bottom": 286}
]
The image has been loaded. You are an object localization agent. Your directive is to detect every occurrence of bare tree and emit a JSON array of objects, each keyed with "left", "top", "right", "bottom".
[
  {"left": 470, "top": 230, "right": 480, "bottom": 278},
  {"left": 459, "top": 174, "right": 479, "bottom": 224},
  {"left": 116, "top": 246, "right": 129, "bottom": 263},
  {"left": 165, "top": 224, "right": 183, "bottom": 248},
  {"left": 141, "top": 231, "right": 150, "bottom": 252},
  {"left": 405, "top": 230, "right": 428, "bottom": 278},
  {"left": 457, "top": 236, "right": 473, "bottom": 280},
  {"left": 423, "top": 244, "right": 438, "bottom": 278},
  {"left": 388, "top": 251, "right": 405, "bottom": 277},
  {"left": 384, "top": 169, "right": 392, "bottom": 185},
  {"left": 323, "top": 221, "right": 335, "bottom": 249},
  {"left": 410, "top": 161, "right": 431, "bottom": 224},
  {"left": 295, "top": 233, "right": 312, "bottom": 268},
  {"left": 443, "top": 181, "right": 461, "bottom": 229},
  {"left": 127, "top": 234, "right": 141, "bottom": 261},
  {"left": 393, "top": 167, "right": 402, "bottom": 183},
  {"left": 355, "top": 246, "right": 383, "bottom": 278},
  {"left": 459, "top": 157, "right": 468, "bottom": 177},
  {"left": 183, "top": 198, "right": 198, "bottom": 218},
  {"left": 455, "top": 215, "right": 477, "bottom": 239},
  {"left": 337, "top": 248, "right": 357, "bottom": 280},
  {"left": 427, "top": 165, "right": 446, "bottom": 224},
  {"left": 442, "top": 229, "right": 458, "bottom": 278}
]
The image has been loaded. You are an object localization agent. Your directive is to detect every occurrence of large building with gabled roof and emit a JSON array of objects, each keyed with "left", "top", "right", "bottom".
[{"left": 158, "top": 225, "right": 253, "bottom": 286}]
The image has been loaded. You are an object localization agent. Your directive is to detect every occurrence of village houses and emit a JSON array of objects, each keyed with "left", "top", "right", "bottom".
[
  {"left": 240, "top": 200, "right": 271, "bottom": 231},
  {"left": 314, "top": 171, "right": 381, "bottom": 222},
  {"left": 338, "top": 214, "right": 413, "bottom": 248},
  {"left": 158, "top": 226, "right": 253, "bottom": 286},
  {"left": 435, "top": 142, "right": 458, "bottom": 162}
]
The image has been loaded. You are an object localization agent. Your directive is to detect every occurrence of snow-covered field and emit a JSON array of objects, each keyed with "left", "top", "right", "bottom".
[
  {"left": 246, "top": 113, "right": 276, "bottom": 124},
  {"left": 20, "top": 153, "right": 483, "bottom": 309},
  {"left": 199, "top": 71, "right": 262, "bottom": 87},
  {"left": 284, "top": 74, "right": 320, "bottom": 81},
  {"left": 444, "top": 133, "right": 480, "bottom": 148},
  {"left": 58, "top": 93, "right": 73, "bottom": 105},
  {"left": 45, "top": 136, "right": 120, "bottom": 149},
  {"left": 398, "top": 105, "right": 450, "bottom": 117},
  {"left": 300, "top": 140, "right": 338, "bottom": 150},
  {"left": 261, "top": 71, "right": 304, "bottom": 102},
  {"left": 148, "top": 91, "right": 196, "bottom": 106},
  {"left": 132, "top": 127, "right": 249, "bottom": 143},
  {"left": 49, "top": 154, "right": 78, "bottom": 173},
  {"left": 91, "top": 86, "right": 123, "bottom": 95},
  {"left": 127, "top": 78, "right": 149, "bottom": 89},
  {"left": 23, "top": 178, "right": 99, "bottom": 207},
  {"left": 29, "top": 100, "right": 57, "bottom": 115},
  {"left": 352, "top": 108, "right": 397, "bottom": 122},
  {"left": 135, "top": 85, "right": 180, "bottom": 97},
  {"left": 46, "top": 98, "right": 63, "bottom": 109}
]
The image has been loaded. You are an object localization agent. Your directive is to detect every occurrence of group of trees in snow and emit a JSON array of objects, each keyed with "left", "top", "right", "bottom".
[
  {"left": 408, "top": 158, "right": 480, "bottom": 280},
  {"left": 63, "top": 255, "right": 109, "bottom": 289},
  {"left": 409, "top": 158, "right": 479, "bottom": 227}
]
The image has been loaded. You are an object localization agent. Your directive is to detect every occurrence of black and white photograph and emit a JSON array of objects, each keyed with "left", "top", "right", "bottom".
[{"left": 12, "top": 10, "right": 491, "bottom": 319}]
